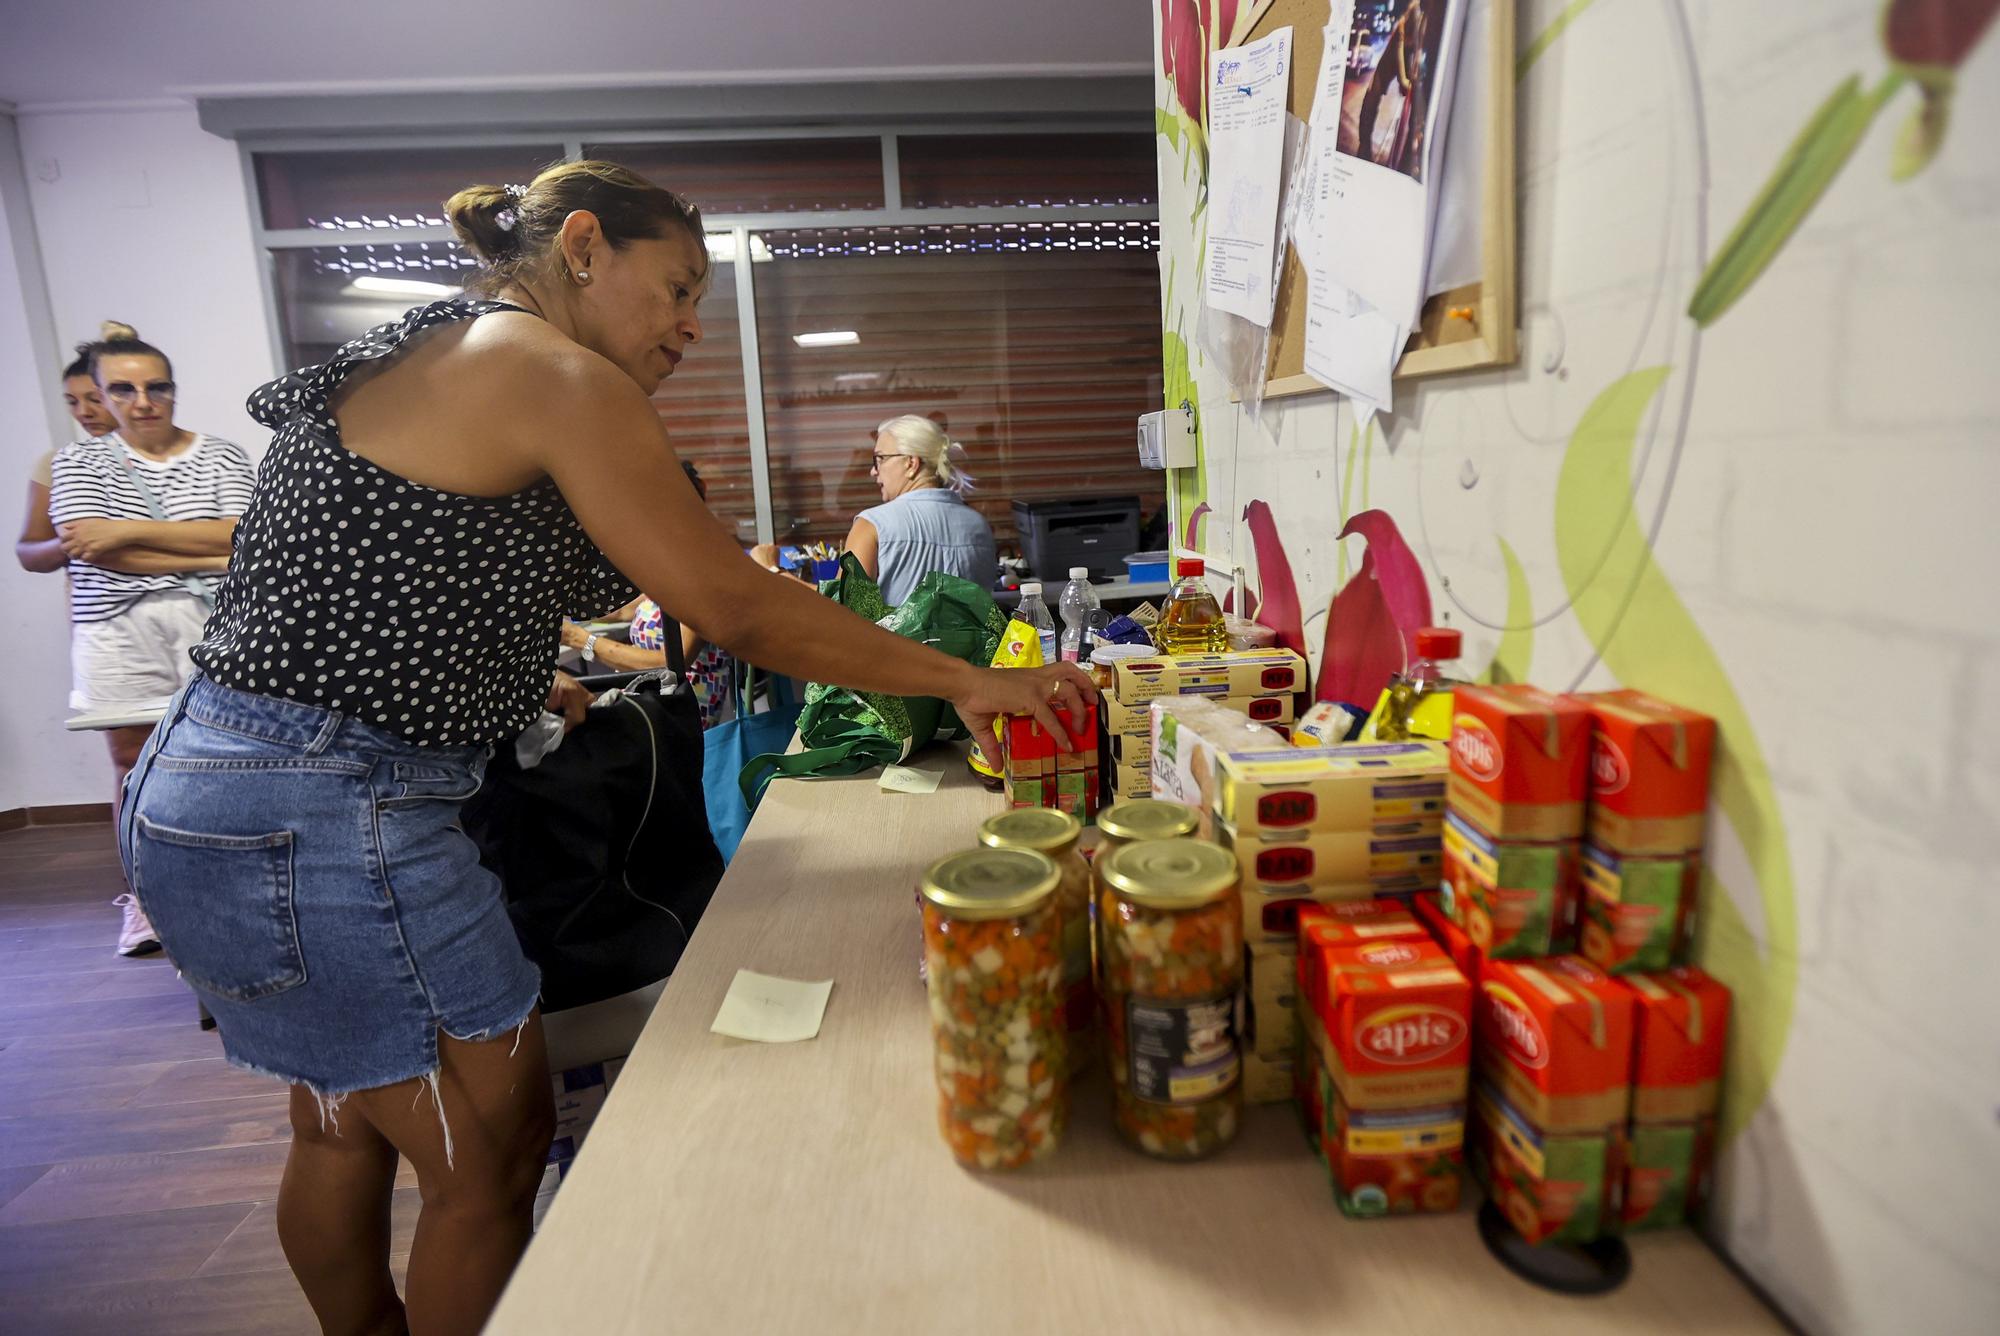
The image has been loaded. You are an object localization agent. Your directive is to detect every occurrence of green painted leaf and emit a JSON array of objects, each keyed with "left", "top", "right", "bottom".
[
  {"left": 1517, "top": 0, "right": 1604, "bottom": 81},
  {"left": 1553, "top": 368, "right": 1798, "bottom": 1149},
  {"left": 1479, "top": 536, "right": 1535, "bottom": 685},
  {"left": 1687, "top": 73, "right": 1904, "bottom": 327}
]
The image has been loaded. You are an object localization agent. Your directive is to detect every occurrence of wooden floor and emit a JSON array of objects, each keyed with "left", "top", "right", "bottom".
[{"left": 0, "top": 822, "right": 556, "bottom": 1334}]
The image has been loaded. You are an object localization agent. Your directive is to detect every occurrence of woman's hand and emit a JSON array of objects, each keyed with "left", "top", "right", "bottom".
[
  {"left": 558, "top": 621, "right": 589, "bottom": 650},
  {"left": 951, "top": 662, "right": 1098, "bottom": 764},
  {"left": 545, "top": 670, "right": 594, "bottom": 730},
  {"left": 56, "top": 518, "right": 134, "bottom": 564}
]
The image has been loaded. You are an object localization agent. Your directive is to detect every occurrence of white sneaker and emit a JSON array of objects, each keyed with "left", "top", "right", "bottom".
[{"left": 114, "top": 893, "right": 162, "bottom": 957}]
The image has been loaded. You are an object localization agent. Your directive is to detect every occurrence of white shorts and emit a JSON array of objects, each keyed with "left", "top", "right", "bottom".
[{"left": 70, "top": 589, "right": 212, "bottom": 712}]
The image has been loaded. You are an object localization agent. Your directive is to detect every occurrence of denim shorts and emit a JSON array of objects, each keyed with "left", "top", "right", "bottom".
[{"left": 119, "top": 674, "right": 540, "bottom": 1097}]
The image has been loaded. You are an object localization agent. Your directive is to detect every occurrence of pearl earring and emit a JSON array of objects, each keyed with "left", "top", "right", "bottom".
[{"left": 574, "top": 270, "right": 591, "bottom": 284}]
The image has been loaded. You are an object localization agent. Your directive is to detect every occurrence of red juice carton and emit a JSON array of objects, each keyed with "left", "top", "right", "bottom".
[
  {"left": 1294, "top": 921, "right": 1430, "bottom": 1152},
  {"left": 1620, "top": 967, "right": 1731, "bottom": 1231},
  {"left": 1441, "top": 810, "right": 1578, "bottom": 960},
  {"left": 1471, "top": 956, "right": 1635, "bottom": 1244},
  {"left": 1577, "top": 690, "right": 1717, "bottom": 857},
  {"left": 1312, "top": 939, "right": 1471, "bottom": 1216},
  {"left": 1448, "top": 685, "right": 1591, "bottom": 842},
  {"left": 1412, "top": 890, "right": 1483, "bottom": 980}
]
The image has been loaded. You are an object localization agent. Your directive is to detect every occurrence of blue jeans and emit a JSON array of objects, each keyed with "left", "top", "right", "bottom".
[{"left": 120, "top": 674, "right": 540, "bottom": 1096}]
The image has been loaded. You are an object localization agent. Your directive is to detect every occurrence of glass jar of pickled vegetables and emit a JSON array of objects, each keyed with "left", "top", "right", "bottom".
[
  {"left": 919, "top": 847, "right": 1068, "bottom": 1170},
  {"left": 1091, "top": 799, "right": 1201, "bottom": 988},
  {"left": 978, "top": 809, "right": 1093, "bottom": 1074},
  {"left": 1098, "top": 838, "right": 1245, "bottom": 1160}
]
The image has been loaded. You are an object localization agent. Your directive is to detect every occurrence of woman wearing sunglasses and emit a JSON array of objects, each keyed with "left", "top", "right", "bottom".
[{"left": 47, "top": 325, "right": 255, "bottom": 957}]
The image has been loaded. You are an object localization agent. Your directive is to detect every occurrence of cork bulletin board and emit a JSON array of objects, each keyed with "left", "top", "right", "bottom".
[{"left": 1243, "top": 0, "right": 1517, "bottom": 395}]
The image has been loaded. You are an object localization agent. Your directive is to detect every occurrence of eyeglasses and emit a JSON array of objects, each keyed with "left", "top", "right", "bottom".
[
  {"left": 103, "top": 380, "right": 177, "bottom": 404},
  {"left": 870, "top": 452, "right": 907, "bottom": 472}
]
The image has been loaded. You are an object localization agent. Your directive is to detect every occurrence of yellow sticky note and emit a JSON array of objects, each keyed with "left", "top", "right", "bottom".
[
  {"left": 879, "top": 765, "right": 943, "bottom": 795},
  {"left": 710, "top": 970, "right": 834, "bottom": 1043}
]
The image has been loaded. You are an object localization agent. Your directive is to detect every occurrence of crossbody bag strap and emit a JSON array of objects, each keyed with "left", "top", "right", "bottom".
[{"left": 119, "top": 447, "right": 215, "bottom": 609}]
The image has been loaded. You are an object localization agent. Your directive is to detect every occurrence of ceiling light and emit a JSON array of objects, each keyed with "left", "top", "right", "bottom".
[
  {"left": 344, "top": 275, "right": 460, "bottom": 299},
  {"left": 705, "top": 233, "right": 773, "bottom": 264},
  {"left": 794, "top": 330, "right": 860, "bottom": 348}
]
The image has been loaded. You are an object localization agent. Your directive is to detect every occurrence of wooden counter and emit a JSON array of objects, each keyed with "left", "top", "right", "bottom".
[{"left": 490, "top": 744, "right": 1783, "bottom": 1334}]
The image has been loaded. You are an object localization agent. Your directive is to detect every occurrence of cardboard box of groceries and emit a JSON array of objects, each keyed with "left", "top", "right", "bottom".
[
  {"left": 1113, "top": 647, "right": 1307, "bottom": 703},
  {"left": 1151, "top": 709, "right": 1446, "bottom": 838}
]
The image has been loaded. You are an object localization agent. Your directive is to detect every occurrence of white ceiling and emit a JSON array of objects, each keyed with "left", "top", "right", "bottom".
[{"left": 0, "top": 0, "right": 1152, "bottom": 108}]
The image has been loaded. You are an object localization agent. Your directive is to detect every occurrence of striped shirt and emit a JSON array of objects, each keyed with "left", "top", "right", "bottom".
[{"left": 48, "top": 434, "right": 256, "bottom": 623}]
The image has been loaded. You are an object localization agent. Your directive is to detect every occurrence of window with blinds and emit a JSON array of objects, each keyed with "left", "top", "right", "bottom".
[
  {"left": 753, "top": 221, "right": 1163, "bottom": 548},
  {"left": 252, "top": 130, "right": 1165, "bottom": 566}
]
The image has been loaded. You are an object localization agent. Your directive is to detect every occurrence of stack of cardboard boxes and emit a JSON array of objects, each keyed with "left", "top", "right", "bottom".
[
  {"left": 1433, "top": 684, "right": 1731, "bottom": 1240},
  {"left": 1146, "top": 698, "right": 1451, "bottom": 1104},
  {"left": 1296, "top": 912, "right": 1474, "bottom": 1216},
  {"left": 1000, "top": 702, "right": 1100, "bottom": 818},
  {"left": 1100, "top": 648, "right": 1306, "bottom": 800}
]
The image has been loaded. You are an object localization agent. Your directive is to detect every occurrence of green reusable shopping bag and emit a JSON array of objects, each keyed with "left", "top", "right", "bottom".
[{"left": 738, "top": 554, "right": 1006, "bottom": 808}]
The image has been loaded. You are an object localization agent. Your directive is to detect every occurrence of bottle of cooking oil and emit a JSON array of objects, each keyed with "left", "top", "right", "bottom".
[
  {"left": 1371, "top": 626, "right": 1463, "bottom": 741},
  {"left": 1156, "top": 558, "right": 1229, "bottom": 655}
]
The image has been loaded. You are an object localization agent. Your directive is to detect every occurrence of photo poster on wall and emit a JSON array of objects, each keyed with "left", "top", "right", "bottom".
[{"left": 1238, "top": 0, "right": 1517, "bottom": 403}]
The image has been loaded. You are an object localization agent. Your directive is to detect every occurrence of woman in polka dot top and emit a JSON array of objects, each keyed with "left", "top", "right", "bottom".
[{"left": 118, "top": 160, "right": 1095, "bottom": 1333}]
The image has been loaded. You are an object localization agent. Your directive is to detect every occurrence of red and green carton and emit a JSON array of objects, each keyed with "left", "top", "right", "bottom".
[
  {"left": 1619, "top": 966, "right": 1730, "bottom": 1231},
  {"left": 1296, "top": 908, "right": 1440, "bottom": 1152},
  {"left": 1578, "top": 843, "right": 1691, "bottom": 975},
  {"left": 1307, "top": 938, "right": 1471, "bottom": 1217},
  {"left": 1001, "top": 704, "right": 1099, "bottom": 818},
  {"left": 1576, "top": 690, "right": 1716, "bottom": 857},
  {"left": 1471, "top": 956, "right": 1635, "bottom": 1245},
  {"left": 1448, "top": 685, "right": 1591, "bottom": 843},
  {"left": 1442, "top": 810, "right": 1577, "bottom": 960}
]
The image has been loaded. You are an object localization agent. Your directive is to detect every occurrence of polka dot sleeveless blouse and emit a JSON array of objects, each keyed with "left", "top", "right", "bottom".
[{"left": 192, "top": 299, "right": 636, "bottom": 747}]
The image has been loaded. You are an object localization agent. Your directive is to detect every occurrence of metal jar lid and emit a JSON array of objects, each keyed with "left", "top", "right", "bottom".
[
  {"left": 1100, "top": 838, "right": 1238, "bottom": 909},
  {"left": 1096, "top": 798, "right": 1200, "bottom": 844},
  {"left": 978, "top": 808, "right": 1082, "bottom": 854},
  {"left": 920, "top": 848, "right": 1061, "bottom": 920}
]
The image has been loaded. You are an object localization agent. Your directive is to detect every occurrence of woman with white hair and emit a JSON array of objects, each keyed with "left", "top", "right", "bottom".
[{"left": 843, "top": 414, "right": 998, "bottom": 604}]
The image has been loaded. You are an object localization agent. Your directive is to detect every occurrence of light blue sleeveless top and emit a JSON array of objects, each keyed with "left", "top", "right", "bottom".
[{"left": 857, "top": 487, "right": 998, "bottom": 605}]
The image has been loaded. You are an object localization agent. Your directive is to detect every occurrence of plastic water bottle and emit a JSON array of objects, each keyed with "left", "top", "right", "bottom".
[
  {"left": 1017, "top": 582, "right": 1058, "bottom": 665},
  {"left": 1058, "top": 567, "right": 1103, "bottom": 664}
]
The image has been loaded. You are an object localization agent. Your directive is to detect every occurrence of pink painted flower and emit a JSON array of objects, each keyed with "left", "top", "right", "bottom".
[
  {"left": 1160, "top": 0, "right": 1206, "bottom": 127},
  {"left": 1318, "top": 510, "right": 1434, "bottom": 706}
]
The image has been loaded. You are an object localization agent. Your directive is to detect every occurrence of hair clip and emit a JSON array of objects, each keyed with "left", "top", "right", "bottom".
[{"left": 495, "top": 208, "right": 519, "bottom": 232}]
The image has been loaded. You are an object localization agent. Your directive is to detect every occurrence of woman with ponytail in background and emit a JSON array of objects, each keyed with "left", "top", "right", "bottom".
[
  {"left": 15, "top": 331, "right": 122, "bottom": 573},
  {"left": 844, "top": 413, "right": 998, "bottom": 603}
]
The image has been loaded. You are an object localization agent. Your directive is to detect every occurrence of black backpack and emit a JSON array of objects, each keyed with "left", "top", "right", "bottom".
[{"left": 463, "top": 639, "right": 724, "bottom": 1012}]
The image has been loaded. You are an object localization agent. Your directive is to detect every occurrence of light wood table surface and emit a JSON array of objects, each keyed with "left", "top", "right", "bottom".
[{"left": 491, "top": 743, "right": 1785, "bottom": 1335}]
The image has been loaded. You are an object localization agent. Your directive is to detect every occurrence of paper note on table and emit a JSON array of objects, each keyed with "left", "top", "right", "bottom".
[
  {"left": 1203, "top": 26, "right": 1292, "bottom": 325},
  {"left": 879, "top": 765, "right": 943, "bottom": 795},
  {"left": 711, "top": 970, "right": 834, "bottom": 1043}
]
